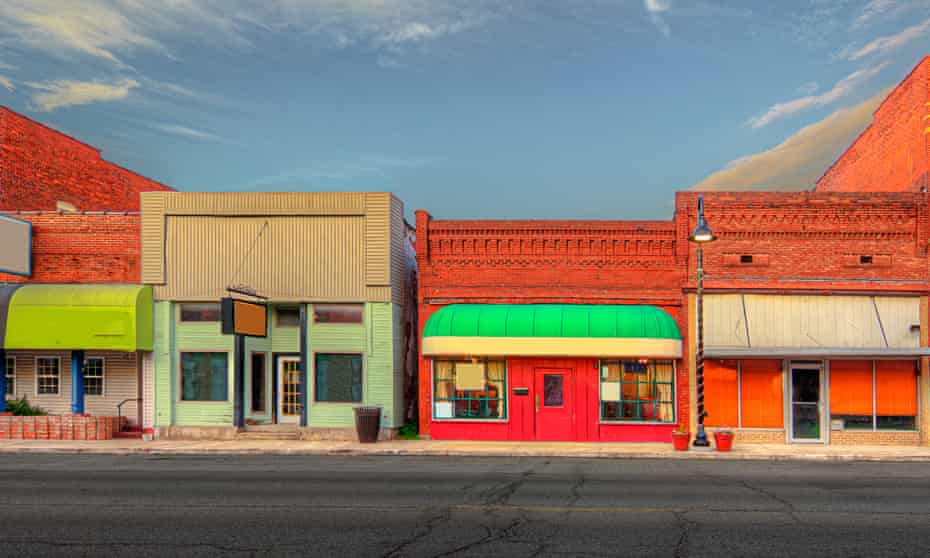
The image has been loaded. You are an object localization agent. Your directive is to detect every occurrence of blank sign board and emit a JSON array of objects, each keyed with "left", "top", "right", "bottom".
[{"left": 0, "top": 216, "right": 31, "bottom": 277}]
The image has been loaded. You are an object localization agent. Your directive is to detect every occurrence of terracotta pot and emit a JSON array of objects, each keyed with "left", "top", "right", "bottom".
[
  {"left": 714, "top": 431, "right": 734, "bottom": 452},
  {"left": 672, "top": 432, "right": 690, "bottom": 451}
]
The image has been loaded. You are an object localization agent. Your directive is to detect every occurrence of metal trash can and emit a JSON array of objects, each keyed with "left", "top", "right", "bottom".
[{"left": 353, "top": 406, "right": 382, "bottom": 443}]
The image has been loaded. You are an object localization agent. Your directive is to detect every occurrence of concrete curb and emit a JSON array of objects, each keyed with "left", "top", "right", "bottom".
[{"left": 1, "top": 445, "right": 929, "bottom": 462}]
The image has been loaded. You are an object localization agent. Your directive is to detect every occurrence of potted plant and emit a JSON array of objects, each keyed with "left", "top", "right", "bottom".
[
  {"left": 714, "top": 430, "right": 735, "bottom": 452},
  {"left": 671, "top": 430, "right": 690, "bottom": 451}
]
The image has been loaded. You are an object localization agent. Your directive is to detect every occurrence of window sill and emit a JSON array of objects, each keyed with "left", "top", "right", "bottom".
[
  {"left": 177, "top": 400, "right": 230, "bottom": 404},
  {"left": 599, "top": 420, "right": 676, "bottom": 426},
  {"left": 432, "top": 418, "right": 509, "bottom": 423}
]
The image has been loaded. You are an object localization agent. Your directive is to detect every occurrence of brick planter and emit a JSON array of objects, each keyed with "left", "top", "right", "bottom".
[{"left": 0, "top": 415, "right": 117, "bottom": 441}]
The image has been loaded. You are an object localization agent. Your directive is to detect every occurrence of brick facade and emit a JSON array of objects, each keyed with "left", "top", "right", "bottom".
[
  {"left": 816, "top": 56, "right": 929, "bottom": 193},
  {"left": 0, "top": 212, "right": 143, "bottom": 284},
  {"left": 0, "top": 107, "right": 173, "bottom": 211}
]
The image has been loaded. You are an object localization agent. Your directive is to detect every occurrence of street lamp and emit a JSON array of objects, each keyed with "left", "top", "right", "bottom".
[{"left": 689, "top": 195, "right": 716, "bottom": 448}]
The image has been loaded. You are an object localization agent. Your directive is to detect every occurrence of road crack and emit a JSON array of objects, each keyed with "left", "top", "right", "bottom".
[{"left": 740, "top": 479, "right": 801, "bottom": 524}]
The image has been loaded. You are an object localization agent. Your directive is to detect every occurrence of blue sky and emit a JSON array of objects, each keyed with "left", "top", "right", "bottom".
[{"left": 0, "top": 1, "right": 927, "bottom": 219}]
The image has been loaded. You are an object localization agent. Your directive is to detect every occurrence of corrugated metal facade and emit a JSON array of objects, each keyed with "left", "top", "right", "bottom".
[{"left": 705, "top": 294, "right": 921, "bottom": 351}]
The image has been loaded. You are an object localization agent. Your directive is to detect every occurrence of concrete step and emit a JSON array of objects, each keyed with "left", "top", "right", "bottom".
[
  {"left": 236, "top": 431, "right": 301, "bottom": 441},
  {"left": 113, "top": 431, "right": 143, "bottom": 439}
]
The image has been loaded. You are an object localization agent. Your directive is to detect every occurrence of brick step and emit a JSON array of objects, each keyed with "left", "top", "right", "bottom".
[{"left": 113, "top": 431, "right": 143, "bottom": 439}]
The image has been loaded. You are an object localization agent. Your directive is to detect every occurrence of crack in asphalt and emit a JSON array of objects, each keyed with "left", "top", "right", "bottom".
[
  {"left": 382, "top": 506, "right": 452, "bottom": 558},
  {"left": 739, "top": 479, "right": 802, "bottom": 524},
  {"left": 672, "top": 510, "right": 694, "bottom": 558}
]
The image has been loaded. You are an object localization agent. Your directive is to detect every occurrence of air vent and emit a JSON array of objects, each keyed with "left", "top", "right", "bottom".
[
  {"left": 860, "top": 255, "right": 873, "bottom": 264},
  {"left": 740, "top": 255, "right": 753, "bottom": 264}
]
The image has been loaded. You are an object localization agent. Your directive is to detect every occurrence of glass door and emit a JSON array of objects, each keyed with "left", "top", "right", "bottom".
[
  {"left": 790, "top": 363, "right": 823, "bottom": 442},
  {"left": 277, "top": 357, "right": 301, "bottom": 424}
]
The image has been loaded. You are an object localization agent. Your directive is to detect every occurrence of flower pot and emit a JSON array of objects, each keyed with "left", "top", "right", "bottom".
[
  {"left": 671, "top": 432, "right": 690, "bottom": 451},
  {"left": 714, "top": 432, "right": 734, "bottom": 452}
]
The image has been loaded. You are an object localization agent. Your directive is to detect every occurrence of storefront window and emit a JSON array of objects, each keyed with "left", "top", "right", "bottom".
[
  {"left": 433, "top": 360, "right": 506, "bottom": 419},
  {"left": 315, "top": 353, "right": 363, "bottom": 403},
  {"left": 599, "top": 360, "right": 675, "bottom": 422},
  {"left": 313, "top": 305, "right": 363, "bottom": 324},
  {"left": 181, "top": 352, "right": 228, "bottom": 401},
  {"left": 829, "top": 360, "right": 917, "bottom": 431},
  {"left": 179, "top": 303, "right": 221, "bottom": 322}
]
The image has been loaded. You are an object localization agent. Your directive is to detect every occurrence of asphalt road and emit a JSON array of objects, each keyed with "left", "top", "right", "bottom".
[{"left": 0, "top": 454, "right": 927, "bottom": 557}]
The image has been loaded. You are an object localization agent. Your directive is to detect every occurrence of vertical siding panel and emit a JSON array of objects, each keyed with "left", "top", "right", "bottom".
[
  {"left": 140, "top": 192, "right": 166, "bottom": 284},
  {"left": 366, "top": 193, "right": 391, "bottom": 288}
]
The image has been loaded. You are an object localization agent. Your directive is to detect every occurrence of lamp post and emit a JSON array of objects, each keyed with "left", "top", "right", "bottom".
[{"left": 689, "top": 195, "right": 716, "bottom": 448}]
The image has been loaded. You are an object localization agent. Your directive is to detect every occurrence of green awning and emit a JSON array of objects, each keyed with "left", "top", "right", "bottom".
[
  {"left": 423, "top": 304, "right": 682, "bottom": 358},
  {"left": 3, "top": 285, "right": 153, "bottom": 352}
]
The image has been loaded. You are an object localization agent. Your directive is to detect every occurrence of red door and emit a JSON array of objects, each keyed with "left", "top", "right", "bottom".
[{"left": 534, "top": 368, "right": 574, "bottom": 441}]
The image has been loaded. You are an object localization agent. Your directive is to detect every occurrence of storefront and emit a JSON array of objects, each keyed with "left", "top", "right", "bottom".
[
  {"left": 701, "top": 294, "right": 928, "bottom": 445},
  {"left": 0, "top": 284, "right": 153, "bottom": 427},
  {"left": 422, "top": 304, "right": 683, "bottom": 441},
  {"left": 141, "top": 192, "right": 415, "bottom": 439}
]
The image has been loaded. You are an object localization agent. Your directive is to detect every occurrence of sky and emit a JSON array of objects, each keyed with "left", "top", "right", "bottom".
[{"left": 0, "top": 1, "right": 927, "bottom": 220}]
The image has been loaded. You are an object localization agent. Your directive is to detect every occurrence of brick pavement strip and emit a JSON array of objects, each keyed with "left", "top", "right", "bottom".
[{"left": 1, "top": 439, "right": 930, "bottom": 461}]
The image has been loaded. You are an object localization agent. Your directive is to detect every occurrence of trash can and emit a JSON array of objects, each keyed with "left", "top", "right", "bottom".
[{"left": 353, "top": 406, "right": 382, "bottom": 443}]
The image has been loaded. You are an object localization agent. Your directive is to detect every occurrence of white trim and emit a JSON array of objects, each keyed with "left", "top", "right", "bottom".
[
  {"left": 34, "top": 355, "right": 61, "bottom": 396},
  {"left": 788, "top": 361, "right": 825, "bottom": 444},
  {"left": 83, "top": 356, "right": 105, "bottom": 398}
]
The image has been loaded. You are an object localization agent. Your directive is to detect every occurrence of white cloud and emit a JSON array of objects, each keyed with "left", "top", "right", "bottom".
[
  {"left": 149, "top": 122, "right": 225, "bottom": 142},
  {"left": 0, "top": 75, "right": 14, "bottom": 92},
  {"left": 747, "top": 63, "right": 887, "bottom": 128},
  {"left": 25, "top": 78, "right": 139, "bottom": 111},
  {"left": 847, "top": 18, "right": 930, "bottom": 60},
  {"left": 696, "top": 89, "right": 890, "bottom": 191},
  {"left": 851, "top": 0, "right": 897, "bottom": 30},
  {"left": 644, "top": 0, "right": 671, "bottom": 36}
]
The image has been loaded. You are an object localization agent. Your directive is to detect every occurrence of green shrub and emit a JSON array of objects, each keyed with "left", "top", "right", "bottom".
[
  {"left": 6, "top": 396, "right": 46, "bottom": 416},
  {"left": 397, "top": 421, "right": 419, "bottom": 440}
]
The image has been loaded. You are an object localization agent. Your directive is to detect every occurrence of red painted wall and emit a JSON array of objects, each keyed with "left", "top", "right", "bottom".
[
  {"left": 816, "top": 56, "right": 929, "bottom": 193},
  {"left": 0, "top": 212, "right": 142, "bottom": 284},
  {"left": 0, "top": 107, "right": 173, "bottom": 211}
]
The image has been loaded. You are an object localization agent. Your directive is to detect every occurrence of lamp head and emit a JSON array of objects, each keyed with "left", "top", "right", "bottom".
[{"left": 689, "top": 195, "right": 716, "bottom": 244}]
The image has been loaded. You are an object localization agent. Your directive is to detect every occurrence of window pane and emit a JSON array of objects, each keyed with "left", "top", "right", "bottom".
[
  {"left": 180, "top": 303, "right": 221, "bottom": 322},
  {"left": 251, "top": 353, "right": 266, "bottom": 412},
  {"left": 877, "top": 415, "right": 917, "bottom": 430},
  {"left": 315, "top": 354, "right": 363, "bottom": 402},
  {"left": 276, "top": 307, "right": 300, "bottom": 327},
  {"left": 829, "top": 360, "right": 872, "bottom": 416},
  {"left": 5, "top": 357, "right": 14, "bottom": 397},
  {"left": 181, "top": 353, "right": 228, "bottom": 401},
  {"left": 740, "top": 360, "right": 784, "bottom": 428},
  {"left": 36, "top": 358, "right": 60, "bottom": 395},
  {"left": 600, "top": 360, "right": 674, "bottom": 423},
  {"left": 313, "top": 305, "right": 363, "bottom": 324},
  {"left": 433, "top": 360, "right": 506, "bottom": 419},
  {"left": 543, "top": 375, "right": 563, "bottom": 407},
  {"left": 83, "top": 357, "right": 104, "bottom": 396},
  {"left": 834, "top": 415, "right": 872, "bottom": 430},
  {"left": 876, "top": 360, "right": 917, "bottom": 416}
]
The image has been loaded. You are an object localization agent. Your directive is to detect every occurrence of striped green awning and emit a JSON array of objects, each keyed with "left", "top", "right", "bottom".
[
  {"left": 1, "top": 284, "right": 153, "bottom": 352},
  {"left": 423, "top": 304, "right": 682, "bottom": 358}
]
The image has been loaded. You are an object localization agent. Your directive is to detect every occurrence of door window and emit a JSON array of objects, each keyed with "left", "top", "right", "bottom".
[
  {"left": 543, "top": 375, "right": 563, "bottom": 407},
  {"left": 791, "top": 367, "right": 821, "bottom": 440}
]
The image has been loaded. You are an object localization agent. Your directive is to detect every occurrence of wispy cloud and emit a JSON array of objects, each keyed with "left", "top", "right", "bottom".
[
  {"left": 24, "top": 78, "right": 139, "bottom": 111},
  {"left": 644, "top": 0, "right": 671, "bottom": 37},
  {"left": 747, "top": 63, "right": 887, "bottom": 128},
  {"left": 246, "top": 155, "right": 438, "bottom": 190},
  {"left": 697, "top": 89, "right": 890, "bottom": 191},
  {"left": 0, "top": 75, "right": 14, "bottom": 92},
  {"left": 851, "top": 0, "right": 897, "bottom": 30},
  {"left": 149, "top": 122, "right": 226, "bottom": 143},
  {"left": 846, "top": 17, "right": 930, "bottom": 60}
]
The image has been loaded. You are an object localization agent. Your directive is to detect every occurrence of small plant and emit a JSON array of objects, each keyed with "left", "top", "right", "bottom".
[
  {"left": 397, "top": 421, "right": 419, "bottom": 440},
  {"left": 6, "top": 396, "right": 47, "bottom": 416}
]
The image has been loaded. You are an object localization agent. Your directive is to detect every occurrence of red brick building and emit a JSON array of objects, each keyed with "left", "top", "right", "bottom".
[
  {"left": 0, "top": 107, "right": 172, "bottom": 211},
  {"left": 417, "top": 191, "right": 930, "bottom": 446},
  {"left": 816, "top": 56, "right": 929, "bottom": 193}
]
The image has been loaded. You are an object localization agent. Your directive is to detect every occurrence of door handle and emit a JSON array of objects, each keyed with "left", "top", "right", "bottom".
[{"left": 535, "top": 394, "right": 539, "bottom": 412}]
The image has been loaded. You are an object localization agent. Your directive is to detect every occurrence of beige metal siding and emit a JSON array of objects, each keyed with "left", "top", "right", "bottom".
[
  {"left": 5, "top": 350, "right": 140, "bottom": 424},
  {"left": 140, "top": 192, "right": 166, "bottom": 284},
  {"left": 365, "top": 193, "right": 392, "bottom": 287},
  {"left": 389, "top": 195, "right": 408, "bottom": 305},
  {"left": 158, "top": 216, "right": 366, "bottom": 302},
  {"left": 706, "top": 294, "right": 921, "bottom": 350},
  {"left": 163, "top": 192, "right": 367, "bottom": 215}
]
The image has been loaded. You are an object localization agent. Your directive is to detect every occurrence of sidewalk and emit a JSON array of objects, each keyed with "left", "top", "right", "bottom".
[{"left": 1, "top": 438, "right": 930, "bottom": 461}]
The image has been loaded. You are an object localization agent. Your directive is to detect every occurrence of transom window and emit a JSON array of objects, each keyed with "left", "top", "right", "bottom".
[
  {"left": 600, "top": 360, "right": 675, "bottom": 423},
  {"left": 5, "top": 357, "right": 14, "bottom": 397},
  {"left": 276, "top": 307, "right": 301, "bottom": 327},
  {"left": 36, "top": 357, "right": 60, "bottom": 395},
  {"left": 313, "top": 304, "right": 363, "bottom": 324},
  {"left": 433, "top": 360, "right": 507, "bottom": 420},
  {"left": 83, "top": 357, "right": 104, "bottom": 396},
  {"left": 179, "top": 303, "right": 221, "bottom": 322}
]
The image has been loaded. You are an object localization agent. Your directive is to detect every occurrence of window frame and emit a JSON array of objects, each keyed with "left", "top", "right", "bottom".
[
  {"left": 431, "top": 359, "right": 508, "bottom": 422},
  {"left": 598, "top": 359, "right": 677, "bottom": 424},
  {"left": 178, "top": 351, "right": 231, "bottom": 403},
  {"left": 313, "top": 352, "right": 365, "bottom": 405},
  {"left": 5, "top": 356, "right": 15, "bottom": 398},
  {"left": 311, "top": 304, "right": 365, "bottom": 325},
  {"left": 35, "top": 356, "right": 61, "bottom": 396},
  {"left": 83, "top": 356, "right": 105, "bottom": 397},
  {"left": 829, "top": 359, "right": 919, "bottom": 433},
  {"left": 177, "top": 303, "right": 222, "bottom": 323},
  {"left": 274, "top": 306, "right": 301, "bottom": 328},
  {"left": 250, "top": 352, "right": 268, "bottom": 413}
]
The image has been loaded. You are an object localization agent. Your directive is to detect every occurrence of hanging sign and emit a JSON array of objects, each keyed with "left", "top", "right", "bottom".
[{"left": 221, "top": 298, "right": 267, "bottom": 337}]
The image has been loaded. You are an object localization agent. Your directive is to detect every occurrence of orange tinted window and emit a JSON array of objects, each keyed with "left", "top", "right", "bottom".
[
  {"left": 704, "top": 359, "right": 738, "bottom": 427},
  {"left": 740, "top": 360, "right": 783, "bottom": 428},
  {"left": 876, "top": 360, "right": 917, "bottom": 416},
  {"left": 829, "top": 360, "right": 872, "bottom": 416}
]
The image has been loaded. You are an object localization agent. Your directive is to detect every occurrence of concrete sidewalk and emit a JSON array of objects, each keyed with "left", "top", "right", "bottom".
[{"left": 1, "top": 438, "right": 930, "bottom": 461}]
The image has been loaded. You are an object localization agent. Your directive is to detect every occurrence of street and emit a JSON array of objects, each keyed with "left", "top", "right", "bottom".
[{"left": 0, "top": 455, "right": 928, "bottom": 557}]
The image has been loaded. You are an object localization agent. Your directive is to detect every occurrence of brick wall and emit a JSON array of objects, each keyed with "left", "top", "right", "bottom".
[
  {"left": 0, "top": 107, "right": 173, "bottom": 211},
  {"left": 816, "top": 56, "right": 929, "bottom": 193},
  {"left": 0, "top": 212, "right": 142, "bottom": 283}
]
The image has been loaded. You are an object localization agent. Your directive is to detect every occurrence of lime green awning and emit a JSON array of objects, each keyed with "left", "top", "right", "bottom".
[
  {"left": 3, "top": 285, "right": 153, "bottom": 352},
  {"left": 423, "top": 304, "right": 682, "bottom": 358}
]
